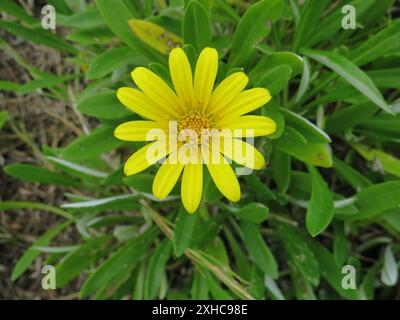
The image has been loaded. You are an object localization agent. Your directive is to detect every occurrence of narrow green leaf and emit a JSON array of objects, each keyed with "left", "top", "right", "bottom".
[
  {"left": 303, "top": 49, "right": 392, "bottom": 113},
  {"left": 305, "top": 165, "right": 334, "bottom": 237},
  {"left": 272, "top": 149, "right": 291, "bottom": 193},
  {"left": 332, "top": 156, "right": 372, "bottom": 192},
  {"left": 280, "top": 108, "right": 331, "bottom": 143},
  {"left": 351, "top": 19, "right": 400, "bottom": 66},
  {"left": 228, "top": 0, "right": 284, "bottom": 67},
  {"left": 352, "top": 143, "right": 400, "bottom": 178},
  {"left": 240, "top": 221, "right": 278, "bottom": 279},
  {"left": 182, "top": 0, "right": 211, "bottom": 52},
  {"left": 4, "top": 163, "right": 78, "bottom": 186},
  {"left": 307, "top": 238, "right": 360, "bottom": 300},
  {"left": 0, "top": 0, "right": 37, "bottom": 25},
  {"left": 55, "top": 236, "right": 113, "bottom": 288},
  {"left": 0, "top": 20, "right": 76, "bottom": 53},
  {"left": 354, "top": 182, "right": 400, "bottom": 219},
  {"left": 257, "top": 65, "right": 291, "bottom": 95},
  {"left": 78, "top": 91, "right": 132, "bottom": 120},
  {"left": 144, "top": 240, "right": 172, "bottom": 299},
  {"left": 11, "top": 221, "right": 71, "bottom": 281},
  {"left": 381, "top": 245, "right": 398, "bottom": 286},
  {"left": 277, "top": 223, "right": 320, "bottom": 286},
  {"left": 95, "top": 0, "right": 164, "bottom": 64},
  {"left": 230, "top": 202, "right": 269, "bottom": 224},
  {"left": 292, "top": 0, "right": 329, "bottom": 51},
  {"left": 60, "top": 126, "right": 126, "bottom": 160},
  {"left": 80, "top": 227, "right": 157, "bottom": 297},
  {"left": 0, "top": 111, "right": 9, "bottom": 130},
  {"left": 274, "top": 127, "right": 333, "bottom": 168},
  {"left": 173, "top": 207, "right": 200, "bottom": 256}
]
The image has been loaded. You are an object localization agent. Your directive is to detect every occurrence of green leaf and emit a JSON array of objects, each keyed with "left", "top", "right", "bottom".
[
  {"left": 230, "top": 202, "right": 269, "bottom": 224},
  {"left": 144, "top": 240, "right": 172, "bottom": 299},
  {"left": 240, "top": 221, "right": 278, "bottom": 279},
  {"left": 191, "top": 268, "right": 209, "bottom": 299},
  {"left": 0, "top": 201, "right": 74, "bottom": 220},
  {"left": 67, "top": 27, "right": 115, "bottom": 45},
  {"left": 293, "top": 56, "right": 311, "bottom": 103},
  {"left": 55, "top": 236, "right": 113, "bottom": 288},
  {"left": 0, "top": 0, "right": 37, "bottom": 25},
  {"left": 182, "top": 0, "right": 211, "bottom": 52},
  {"left": 381, "top": 245, "right": 398, "bottom": 286},
  {"left": 228, "top": 0, "right": 284, "bottom": 67},
  {"left": 325, "top": 102, "right": 378, "bottom": 133},
  {"left": 243, "top": 174, "right": 276, "bottom": 201},
  {"left": 0, "top": 110, "right": 9, "bottom": 130},
  {"left": 224, "top": 228, "right": 251, "bottom": 281},
  {"left": 257, "top": 65, "right": 291, "bottom": 95},
  {"left": 353, "top": 182, "right": 400, "bottom": 219},
  {"left": 332, "top": 156, "right": 372, "bottom": 192},
  {"left": 62, "top": 8, "right": 105, "bottom": 29},
  {"left": 277, "top": 223, "right": 320, "bottom": 286},
  {"left": 305, "top": 165, "right": 334, "bottom": 237},
  {"left": 173, "top": 207, "right": 200, "bottom": 256},
  {"left": 77, "top": 90, "right": 132, "bottom": 120},
  {"left": 4, "top": 163, "right": 78, "bottom": 186},
  {"left": 16, "top": 74, "right": 75, "bottom": 95},
  {"left": 200, "top": 267, "right": 233, "bottom": 300},
  {"left": 129, "top": 19, "right": 183, "bottom": 54},
  {"left": 95, "top": 0, "right": 164, "bottom": 64},
  {"left": 261, "top": 102, "right": 285, "bottom": 139},
  {"left": 367, "top": 68, "right": 400, "bottom": 89},
  {"left": 280, "top": 108, "right": 331, "bottom": 143},
  {"left": 272, "top": 149, "right": 291, "bottom": 193},
  {"left": 60, "top": 126, "right": 126, "bottom": 160},
  {"left": 0, "top": 20, "right": 76, "bottom": 53},
  {"left": 332, "top": 222, "right": 349, "bottom": 266},
  {"left": 46, "top": 156, "right": 108, "bottom": 179},
  {"left": 306, "top": 238, "right": 360, "bottom": 300},
  {"left": 303, "top": 49, "right": 392, "bottom": 114},
  {"left": 87, "top": 47, "right": 146, "bottom": 80},
  {"left": 274, "top": 127, "right": 333, "bottom": 168},
  {"left": 351, "top": 19, "right": 400, "bottom": 66},
  {"left": 123, "top": 174, "right": 154, "bottom": 193},
  {"left": 352, "top": 143, "right": 400, "bottom": 178},
  {"left": 11, "top": 221, "right": 71, "bottom": 281},
  {"left": 250, "top": 51, "right": 303, "bottom": 83},
  {"left": 291, "top": 0, "right": 329, "bottom": 51},
  {"left": 0, "top": 80, "right": 19, "bottom": 92},
  {"left": 61, "top": 194, "right": 140, "bottom": 213},
  {"left": 80, "top": 227, "right": 158, "bottom": 297}
]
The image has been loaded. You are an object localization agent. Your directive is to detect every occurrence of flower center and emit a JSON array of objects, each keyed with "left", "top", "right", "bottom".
[{"left": 178, "top": 110, "right": 214, "bottom": 137}]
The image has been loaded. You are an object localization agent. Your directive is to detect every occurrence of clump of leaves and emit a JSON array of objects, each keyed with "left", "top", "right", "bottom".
[{"left": 1, "top": 0, "right": 399, "bottom": 300}]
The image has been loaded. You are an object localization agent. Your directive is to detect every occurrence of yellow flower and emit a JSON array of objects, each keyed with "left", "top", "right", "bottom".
[{"left": 114, "top": 47, "right": 276, "bottom": 213}]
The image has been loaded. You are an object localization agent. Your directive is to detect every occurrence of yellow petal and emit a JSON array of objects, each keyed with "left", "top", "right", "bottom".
[
  {"left": 153, "top": 151, "right": 184, "bottom": 200},
  {"left": 131, "top": 67, "right": 183, "bottom": 118},
  {"left": 114, "top": 121, "right": 167, "bottom": 141},
  {"left": 220, "top": 138, "right": 265, "bottom": 170},
  {"left": 217, "top": 115, "right": 277, "bottom": 137},
  {"left": 204, "top": 151, "right": 240, "bottom": 203},
  {"left": 194, "top": 47, "right": 218, "bottom": 113},
  {"left": 181, "top": 162, "right": 203, "bottom": 213},
  {"left": 117, "top": 87, "right": 169, "bottom": 123},
  {"left": 169, "top": 47, "right": 194, "bottom": 112},
  {"left": 207, "top": 72, "right": 248, "bottom": 114},
  {"left": 213, "top": 88, "right": 271, "bottom": 120},
  {"left": 124, "top": 140, "right": 173, "bottom": 176}
]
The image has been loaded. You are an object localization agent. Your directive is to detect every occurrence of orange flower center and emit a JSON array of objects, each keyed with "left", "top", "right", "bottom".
[{"left": 178, "top": 110, "right": 214, "bottom": 137}]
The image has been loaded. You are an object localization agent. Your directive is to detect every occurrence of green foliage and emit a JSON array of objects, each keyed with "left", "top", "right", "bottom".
[{"left": 1, "top": 0, "right": 399, "bottom": 301}]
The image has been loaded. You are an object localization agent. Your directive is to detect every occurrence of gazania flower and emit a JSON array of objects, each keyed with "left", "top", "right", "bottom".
[{"left": 114, "top": 47, "right": 276, "bottom": 213}]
